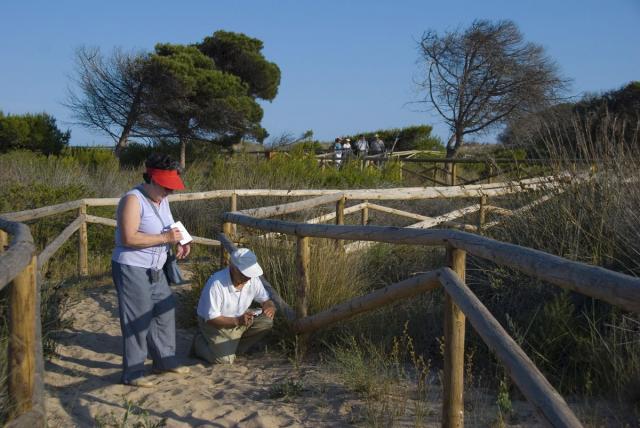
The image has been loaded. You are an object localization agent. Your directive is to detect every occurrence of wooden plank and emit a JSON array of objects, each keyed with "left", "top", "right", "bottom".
[
  {"left": 296, "top": 236, "right": 311, "bottom": 319},
  {"left": 409, "top": 205, "right": 480, "bottom": 229},
  {"left": 78, "top": 204, "right": 88, "bottom": 277},
  {"left": 438, "top": 268, "right": 583, "bottom": 427},
  {"left": 235, "top": 193, "right": 345, "bottom": 219},
  {"left": 305, "top": 203, "right": 367, "bottom": 225},
  {"left": 478, "top": 195, "right": 487, "bottom": 235},
  {"left": 37, "top": 216, "right": 84, "bottom": 270},
  {"left": 220, "top": 222, "right": 232, "bottom": 266},
  {"left": 8, "top": 255, "right": 37, "bottom": 420},
  {"left": 85, "top": 214, "right": 116, "bottom": 227},
  {"left": 230, "top": 193, "right": 238, "bottom": 237},
  {"left": 443, "top": 247, "right": 466, "bottom": 428},
  {"left": 0, "top": 219, "right": 36, "bottom": 291},
  {"left": 484, "top": 205, "right": 513, "bottom": 216},
  {"left": 83, "top": 214, "right": 219, "bottom": 246},
  {"left": 1, "top": 200, "right": 83, "bottom": 222},
  {"left": 294, "top": 270, "right": 441, "bottom": 334},
  {"left": 361, "top": 201, "right": 368, "bottom": 226},
  {"left": 221, "top": 214, "right": 640, "bottom": 312},
  {"left": 335, "top": 196, "right": 345, "bottom": 250},
  {"left": 366, "top": 203, "right": 433, "bottom": 222},
  {"left": 0, "top": 229, "right": 8, "bottom": 253}
]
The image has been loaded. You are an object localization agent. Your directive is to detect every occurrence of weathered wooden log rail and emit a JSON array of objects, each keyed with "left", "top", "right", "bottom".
[
  {"left": 0, "top": 173, "right": 604, "bottom": 427},
  {"left": 214, "top": 177, "right": 639, "bottom": 427}
]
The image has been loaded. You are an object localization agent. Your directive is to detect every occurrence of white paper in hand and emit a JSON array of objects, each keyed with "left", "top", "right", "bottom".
[{"left": 170, "top": 221, "right": 193, "bottom": 245}]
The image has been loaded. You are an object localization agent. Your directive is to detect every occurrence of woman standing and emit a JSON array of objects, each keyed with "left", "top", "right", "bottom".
[{"left": 112, "top": 153, "right": 191, "bottom": 387}]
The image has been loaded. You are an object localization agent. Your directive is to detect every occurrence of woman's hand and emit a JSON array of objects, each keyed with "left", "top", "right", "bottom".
[
  {"left": 164, "top": 227, "right": 183, "bottom": 245},
  {"left": 176, "top": 243, "right": 191, "bottom": 259}
]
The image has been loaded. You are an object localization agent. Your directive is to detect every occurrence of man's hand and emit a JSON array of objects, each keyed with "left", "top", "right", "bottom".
[
  {"left": 237, "top": 311, "right": 254, "bottom": 326},
  {"left": 176, "top": 243, "right": 191, "bottom": 259},
  {"left": 262, "top": 301, "right": 276, "bottom": 319}
]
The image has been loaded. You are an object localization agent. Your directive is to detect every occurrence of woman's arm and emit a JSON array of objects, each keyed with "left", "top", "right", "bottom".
[{"left": 118, "top": 194, "right": 181, "bottom": 248}]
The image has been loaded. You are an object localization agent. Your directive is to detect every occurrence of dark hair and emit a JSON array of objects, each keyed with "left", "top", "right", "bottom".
[{"left": 142, "top": 153, "right": 182, "bottom": 184}]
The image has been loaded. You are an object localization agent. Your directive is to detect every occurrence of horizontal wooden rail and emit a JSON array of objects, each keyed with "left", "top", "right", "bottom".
[
  {"left": 0, "top": 175, "right": 573, "bottom": 223},
  {"left": 408, "top": 205, "right": 480, "bottom": 229},
  {"left": 0, "top": 219, "right": 36, "bottom": 291},
  {"left": 221, "top": 215, "right": 640, "bottom": 313},
  {"left": 306, "top": 202, "right": 367, "bottom": 224},
  {"left": 84, "top": 215, "right": 220, "bottom": 246},
  {"left": 365, "top": 203, "right": 433, "bottom": 222},
  {"left": 438, "top": 268, "right": 583, "bottom": 427},
  {"left": 294, "top": 270, "right": 441, "bottom": 334},
  {"left": 37, "top": 216, "right": 84, "bottom": 270},
  {"left": 1, "top": 200, "right": 83, "bottom": 222},
  {"left": 234, "top": 193, "right": 345, "bottom": 219},
  {"left": 217, "top": 232, "right": 296, "bottom": 322}
]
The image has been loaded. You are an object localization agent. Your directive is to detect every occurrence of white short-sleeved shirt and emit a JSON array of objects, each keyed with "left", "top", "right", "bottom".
[{"left": 196, "top": 268, "right": 270, "bottom": 320}]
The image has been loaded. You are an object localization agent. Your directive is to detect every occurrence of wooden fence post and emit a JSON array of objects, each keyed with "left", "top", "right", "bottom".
[
  {"left": 230, "top": 193, "right": 238, "bottom": 237},
  {"left": 450, "top": 162, "right": 457, "bottom": 186},
  {"left": 485, "top": 162, "right": 493, "bottom": 184},
  {"left": 361, "top": 201, "right": 369, "bottom": 226},
  {"left": 296, "top": 236, "right": 310, "bottom": 319},
  {"left": 335, "top": 196, "right": 345, "bottom": 250},
  {"left": 220, "top": 222, "right": 232, "bottom": 266},
  {"left": 8, "top": 255, "right": 37, "bottom": 420},
  {"left": 295, "top": 235, "right": 311, "bottom": 358},
  {"left": 478, "top": 195, "right": 487, "bottom": 235},
  {"left": 78, "top": 203, "right": 88, "bottom": 277},
  {"left": 443, "top": 245, "right": 466, "bottom": 428},
  {"left": 0, "top": 230, "right": 8, "bottom": 253}
]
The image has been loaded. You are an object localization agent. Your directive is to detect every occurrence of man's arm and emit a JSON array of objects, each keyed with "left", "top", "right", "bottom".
[
  {"left": 207, "top": 312, "right": 253, "bottom": 328},
  {"left": 261, "top": 300, "right": 276, "bottom": 319}
]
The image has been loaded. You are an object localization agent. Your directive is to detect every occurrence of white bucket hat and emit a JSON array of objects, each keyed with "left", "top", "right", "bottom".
[{"left": 230, "top": 248, "right": 263, "bottom": 278}]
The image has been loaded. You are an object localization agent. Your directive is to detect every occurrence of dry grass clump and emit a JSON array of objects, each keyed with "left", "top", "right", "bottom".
[{"left": 477, "top": 111, "right": 640, "bottom": 398}]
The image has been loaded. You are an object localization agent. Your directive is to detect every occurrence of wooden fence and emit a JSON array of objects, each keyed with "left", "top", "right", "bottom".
[{"left": 1, "top": 172, "right": 629, "bottom": 427}]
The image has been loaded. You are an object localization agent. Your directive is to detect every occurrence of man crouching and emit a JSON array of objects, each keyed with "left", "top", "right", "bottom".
[{"left": 192, "top": 248, "right": 276, "bottom": 364}]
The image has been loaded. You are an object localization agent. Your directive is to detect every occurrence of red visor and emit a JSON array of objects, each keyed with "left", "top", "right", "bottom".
[{"left": 147, "top": 168, "right": 185, "bottom": 190}]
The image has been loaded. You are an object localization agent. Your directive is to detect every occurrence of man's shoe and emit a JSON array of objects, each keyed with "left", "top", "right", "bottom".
[
  {"left": 152, "top": 366, "right": 191, "bottom": 375},
  {"left": 125, "top": 378, "right": 154, "bottom": 388}
]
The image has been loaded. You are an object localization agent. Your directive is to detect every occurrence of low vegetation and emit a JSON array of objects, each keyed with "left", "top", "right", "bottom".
[{"left": 1, "top": 112, "right": 639, "bottom": 425}]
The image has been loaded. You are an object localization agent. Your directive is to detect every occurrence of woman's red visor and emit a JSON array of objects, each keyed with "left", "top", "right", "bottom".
[{"left": 147, "top": 168, "right": 185, "bottom": 190}]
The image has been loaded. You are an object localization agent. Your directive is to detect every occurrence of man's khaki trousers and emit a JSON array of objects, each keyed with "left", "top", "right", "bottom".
[{"left": 192, "top": 315, "right": 273, "bottom": 364}]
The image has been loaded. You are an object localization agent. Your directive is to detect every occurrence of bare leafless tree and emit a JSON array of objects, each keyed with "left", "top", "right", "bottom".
[
  {"left": 418, "top": 20, "right": 569, "bottom": 158},
  {"left": 66, "top": 46, "right": 154, "bottom": 156}
]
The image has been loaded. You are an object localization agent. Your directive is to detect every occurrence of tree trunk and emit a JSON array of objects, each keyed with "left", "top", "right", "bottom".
[
  {"left": 114, "top": 131, "right": 130, "bottom": 158},
  {"left": 113, "top": 85, "right": 144, "bottom": 158},
  {"left": 445, "top": 132, "right": 463, "bottom": 184}
]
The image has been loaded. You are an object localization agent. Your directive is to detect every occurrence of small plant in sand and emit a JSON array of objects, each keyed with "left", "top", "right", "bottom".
[
  {"left": 268, "top": 378, "right": 306, "bottom": 401},
  {"left": 328, "top": 323, "right": 432, "bottom": 427},
  {"left": 94, "top": 397, "right": 167, "bottom": 428}
]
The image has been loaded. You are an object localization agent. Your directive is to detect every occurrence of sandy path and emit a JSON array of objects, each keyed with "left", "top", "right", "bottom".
[{"left": 44, "top": 282, "right": 356, "bottom": 427}]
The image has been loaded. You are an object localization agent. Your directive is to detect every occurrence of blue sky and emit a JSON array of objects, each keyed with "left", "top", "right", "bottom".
[{"left": 1, "top": 0, "right": 638, "bottom": 146}]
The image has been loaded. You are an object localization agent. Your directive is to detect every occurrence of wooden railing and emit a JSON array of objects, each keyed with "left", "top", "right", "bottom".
[
  {"left": 216, "top": 188, "right": 640, "bottom": 427},
  {"left": 0, "top": 173, "right": 600, "bottom": 426},
  {"left": 0, "top": 219, "right": 45, "bottom": 427}
]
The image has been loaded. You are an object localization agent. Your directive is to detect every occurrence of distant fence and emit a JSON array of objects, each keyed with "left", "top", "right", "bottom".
[{"left": 1, "top": 172, "right": 624, "bottom": 427}]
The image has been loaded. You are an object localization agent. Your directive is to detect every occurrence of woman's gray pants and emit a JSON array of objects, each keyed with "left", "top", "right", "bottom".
[{"left": 112, "top": 261, "right": 178, "bottom": 383}]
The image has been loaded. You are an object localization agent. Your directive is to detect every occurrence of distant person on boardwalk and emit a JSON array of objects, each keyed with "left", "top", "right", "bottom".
[
  {"left": 341, "top": 138, "right": 352, "bottom": 160},
  {"left": 192, "top": 248, "right": 276, "bottom": 364},
  {"left": 333, "top": 137, "right": 343, "bottom": 168},
  {"left": 370, "top": 134, "right": 386, "bottom": 165},
  {"left": 370, "top": 134, "right": 385, "bottom": 155},
  {"left": 112, "top": 153, "right": 191, "bottom": 387},
  {"left": 355, "top": 135, "right": 369, "bottom": 158}
]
